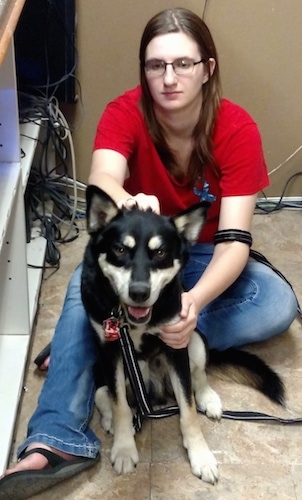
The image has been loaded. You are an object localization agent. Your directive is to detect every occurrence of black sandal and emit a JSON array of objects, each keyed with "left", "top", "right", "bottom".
[
  {"left": 0, "top": 447, "right": 100, "bottom": 500},
  {"left": 34, "top": 343, "right": 52, "bottom": 368}
]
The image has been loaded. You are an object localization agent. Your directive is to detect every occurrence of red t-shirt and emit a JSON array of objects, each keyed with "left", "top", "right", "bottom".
[{"left": 93, "top": 86, "right": 269, "bottom": 243}]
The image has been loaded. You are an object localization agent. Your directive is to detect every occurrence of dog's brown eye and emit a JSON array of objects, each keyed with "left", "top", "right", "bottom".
[
  {"left": 114, "top": 246, "right": 125, "bottom": 256},
  {"left": 155, "top": 249, "right": 166, "bottom": 259}
]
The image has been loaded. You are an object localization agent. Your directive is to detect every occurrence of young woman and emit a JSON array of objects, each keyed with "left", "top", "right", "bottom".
[{"left": 0, "top": 8, "right": 297, "bottom": 499}]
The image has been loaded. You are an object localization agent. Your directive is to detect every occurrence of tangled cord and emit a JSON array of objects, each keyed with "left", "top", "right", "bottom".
[
  {"left": 21, "top": 92, "right": 82, "bottom": 272},
  {"left": 42, "top": 216, "right": 61, "bottom": 266}
]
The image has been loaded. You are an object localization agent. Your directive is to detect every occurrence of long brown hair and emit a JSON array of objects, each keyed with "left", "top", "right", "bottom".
[{"left": 139, "top": 8, "right": 222, "bottom": 184}]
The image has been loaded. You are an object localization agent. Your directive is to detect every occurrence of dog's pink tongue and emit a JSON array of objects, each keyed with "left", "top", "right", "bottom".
[{"left": 128, "top": 306, "right": 150, "bottom": 319}]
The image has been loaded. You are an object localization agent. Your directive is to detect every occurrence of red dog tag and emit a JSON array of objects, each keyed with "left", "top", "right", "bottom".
[{"left": 103, "top": 317, "right": 120, "bottom": 341}]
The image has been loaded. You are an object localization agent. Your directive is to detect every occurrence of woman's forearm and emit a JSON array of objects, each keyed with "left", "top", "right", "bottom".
[
  {"left": 88, "top": 170, "right": 130, "bottom": 204},
  {"left": 189, "top": 241, "right": 250, "bottom": 312}
]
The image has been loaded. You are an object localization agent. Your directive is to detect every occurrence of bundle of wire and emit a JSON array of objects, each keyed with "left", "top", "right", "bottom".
[{"left": 20, "top": 92, "right": 85, "bottom": 270}]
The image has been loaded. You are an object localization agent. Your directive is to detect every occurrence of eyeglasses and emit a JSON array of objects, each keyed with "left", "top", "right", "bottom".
[{"left": 145, "top": 57, "right": 206, "bottom": 77}]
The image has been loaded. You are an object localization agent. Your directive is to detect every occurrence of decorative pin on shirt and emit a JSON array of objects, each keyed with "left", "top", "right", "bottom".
[{"left": 193, "top": 180, "right": 216, "bottom": 203}]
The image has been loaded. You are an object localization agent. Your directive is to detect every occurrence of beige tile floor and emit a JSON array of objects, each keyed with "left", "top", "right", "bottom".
[{"left": 8, "top": 209, "right": 302, "bottom": 499}]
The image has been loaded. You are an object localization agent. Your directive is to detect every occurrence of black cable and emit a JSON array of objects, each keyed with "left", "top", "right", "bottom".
[
  {"left": 202, "top": 0, "right": 209, "bottom": 20},
  {"left": 42, "top": 216, "right": 61, "bottom": 265},
  {"left": 256, "top": 172, "right": 302, "bottom": 214}
]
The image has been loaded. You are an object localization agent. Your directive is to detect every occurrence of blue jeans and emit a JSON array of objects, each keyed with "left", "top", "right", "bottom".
[{"left": 18, "top": 244, "right": 297, "bottom": 458}]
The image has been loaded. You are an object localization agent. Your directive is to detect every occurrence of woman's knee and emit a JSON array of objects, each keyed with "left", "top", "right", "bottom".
[
  {"left": 268, "top": 283, "right": 298, "bottom": 334},
  {"left": 198, "top": 273, "right": 298, "bottom": 350}
]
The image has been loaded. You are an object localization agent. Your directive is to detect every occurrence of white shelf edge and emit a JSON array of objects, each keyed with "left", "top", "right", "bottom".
[
  {"left": 0, "top": 232, "right": 46, "bottom": 475},
  {"left": 20, "top": 120, "right": 41, "bottom": 191},
  {"left": 0, "top": 34, "right": 44, "bottom": 477},
  {"left": 0, "top": 232, "right": 46, "bottom": 476},
  {"left": 0, "top": 335, "right": 30, "bottom": 475},
  {"left": 0, "top": 161, "right": 20, "bottom": 251},
  {"left": 27, "top": 231, "right": 47, "bottom": 330}
]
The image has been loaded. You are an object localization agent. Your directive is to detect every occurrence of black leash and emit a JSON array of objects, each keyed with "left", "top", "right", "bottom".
[
  {"left": 119, "top": 323, "right": 302, "bottom": 431},
  {"left": 250, "top": 249, "right": 302, "bottom": 320},
  {"left": 221, "top": 410, "right": 302, "bottom": 424}
]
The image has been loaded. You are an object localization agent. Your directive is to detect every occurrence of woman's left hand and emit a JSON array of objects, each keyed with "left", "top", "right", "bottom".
[{"left": 159, "top": 291, "right": 198, "bottom": 349}]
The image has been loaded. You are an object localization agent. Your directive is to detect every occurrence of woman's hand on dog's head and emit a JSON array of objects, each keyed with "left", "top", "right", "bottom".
[{"left": 118, "top": 193, "right": 160, "bottom": 213}]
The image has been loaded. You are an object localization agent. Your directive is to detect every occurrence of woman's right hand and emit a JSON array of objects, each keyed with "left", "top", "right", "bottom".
[
  {"left": 118, "top": 193, "right": 160, "bottom": 214},
  {"left": 89, "top": 150, "right": 160, "bottom": 213}
]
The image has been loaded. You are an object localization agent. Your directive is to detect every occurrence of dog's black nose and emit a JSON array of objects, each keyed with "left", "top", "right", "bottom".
[{"left": 129, "top": 281, "right": 150, "bottom": 303}]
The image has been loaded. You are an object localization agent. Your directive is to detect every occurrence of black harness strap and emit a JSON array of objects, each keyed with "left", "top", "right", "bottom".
[
  {"left": 119, "top": 325, "right": 182, "bottom": 430},
  {"left": 119, "top": 324, "right": 153, "bottom": 417}
]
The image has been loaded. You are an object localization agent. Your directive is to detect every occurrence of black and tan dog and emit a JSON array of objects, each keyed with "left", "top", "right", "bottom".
[{"left": 81, "top": 185, "right": 284, "bottom": 484}]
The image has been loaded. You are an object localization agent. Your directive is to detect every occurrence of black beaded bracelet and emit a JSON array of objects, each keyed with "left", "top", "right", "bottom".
[{"left": 214, "top": 229, "right": 253, "bottom": 247}]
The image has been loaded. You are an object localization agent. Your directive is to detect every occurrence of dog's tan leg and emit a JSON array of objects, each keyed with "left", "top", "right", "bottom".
[
  {"left": 95, "top": 385, "right": 114, "bottom": 434},
  {"left": 110, "top": 359, "right": 139, "bottom": 474},
  {"left": 188, "top": 332, "right": 223, "bottom": 419},
  {"left": 168, "top": 366, "right": 219, "bottom": 484}
]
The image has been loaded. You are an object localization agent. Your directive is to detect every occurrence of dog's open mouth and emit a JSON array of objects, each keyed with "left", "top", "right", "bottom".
[{"left": 125, "top": 305, "right": 152, "bottom": 325}]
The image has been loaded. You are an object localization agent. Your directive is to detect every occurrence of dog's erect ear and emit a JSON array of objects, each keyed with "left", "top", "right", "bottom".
[
  {"left": 172, "top": 202, "right": 210, "bottom": 245},
  {"left": 86, "top": 185, "right": 119, "bottom": 234}
]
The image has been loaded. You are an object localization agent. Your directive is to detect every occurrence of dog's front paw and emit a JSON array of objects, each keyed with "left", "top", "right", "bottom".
[
  {"left": 190, "top": 448, "right": 219, "bottom": 484},
  {"left": 195, "top": 387, "right": 223, "bottom": 420},
  {"left": 111, "top": 441, "right": 139, "bottom": 474}
]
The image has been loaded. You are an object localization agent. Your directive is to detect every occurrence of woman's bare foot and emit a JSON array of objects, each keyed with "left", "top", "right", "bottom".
[
  {"left": 3, "top": 443, "right": 75, "bottom": 477},
  {"left": 39, "top": 356, "right": 50, "bottom": 371}
]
